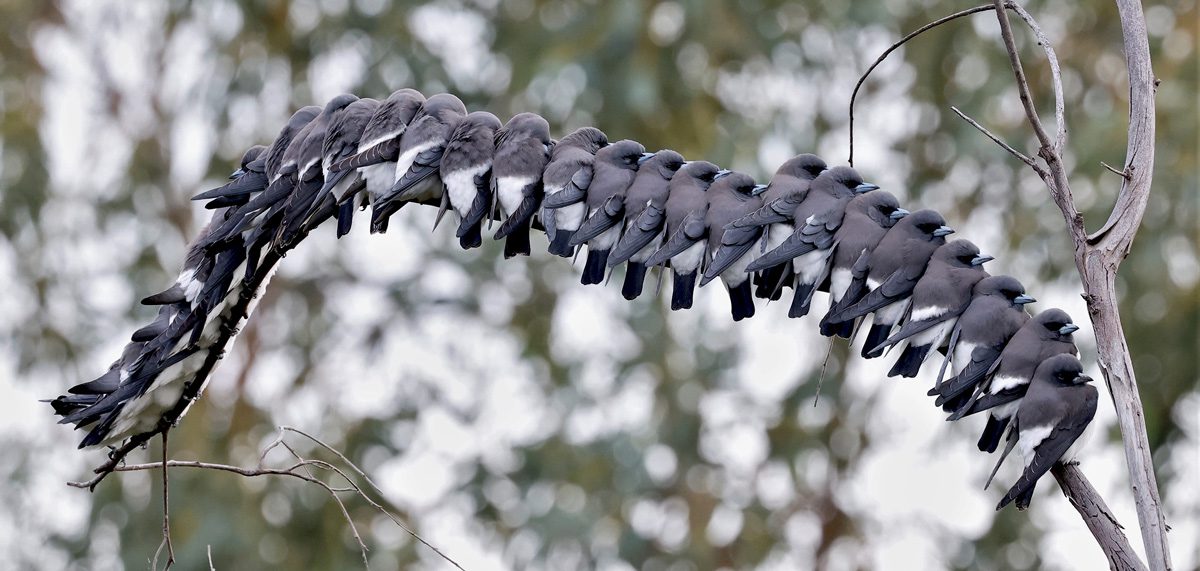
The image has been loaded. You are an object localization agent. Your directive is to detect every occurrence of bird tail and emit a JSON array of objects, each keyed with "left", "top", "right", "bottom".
[
  {"left": 728, "top": 281, "right": 755, "bottom": 321},
  {"left": 458, "top": 219, "right": 482, "bottom": 249},
  {"left": 671, "top": 271, "right": 697, "bottom": 310},
  {"left": 860, "top": 323, "right": 892, "bottom": 358},
  {"left": 581, "top": 249, "right": 609, "bottom": 285},
  {"left": 622, "top": 262, "right": 648, "bottom": 300},
  {"left": 888, "top": 344, "right": 931, "bottom": 378},
  {"left": 755, "top": 265, "right": 788, "bottom": 300},
  {"left": 787, "top": 280, "right": 817, "bottom": 318},
  {"left": 503, "top": 222, "right": 531, "bottom": 259},
  {"left": 977, "top": 415, "right": 1010, "bottom": 453},
  {"left": 548, "top": 229, "right": 575, "bottom": 258},
  {"left": 938, "top": 391, "right": 972, "bottom": 413},
  {"left": 336, "top": 200, "right": 355, "bottom": 238}
]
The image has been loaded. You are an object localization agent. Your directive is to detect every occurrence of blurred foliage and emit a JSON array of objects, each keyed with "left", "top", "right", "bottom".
[{"left": 0, "top": 0, "right": 1195, "bottom": 570}]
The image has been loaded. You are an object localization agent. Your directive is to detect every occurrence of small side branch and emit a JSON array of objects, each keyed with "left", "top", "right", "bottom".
[
  {"left": 950, "top": 106, "right": 1044, "bottom": 174},
  {"left": 1053, "top": 462, "right": 1148, "bottom": 571}
]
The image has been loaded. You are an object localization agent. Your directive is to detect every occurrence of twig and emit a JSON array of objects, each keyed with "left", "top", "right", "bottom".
[
  {"left": 950, "top": 106, "right": 1044, "bottom": 174},
  {"left": 813, "top": 337, "right": 835, "bottom": 407},
  {"left": 207, "top": 545, "right": 215, "bottom": 571},
  {"left": 151, "top": 430, "right": 174, "bottom": 571},
  {"left": 1100, "top": 161, "right": 1132, "bottom": 180},
  {"left": 1052, "top": 462, "right": 1148, "bottom": 571}
]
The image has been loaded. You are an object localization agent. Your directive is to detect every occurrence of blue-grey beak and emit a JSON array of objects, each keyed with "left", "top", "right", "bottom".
[
  {"left": 854, "top": 182, "right": 880, "bottom": 194},
  {"left": 229, "top": 168, "right": 246, "bottom": 179},
  {"left": 637, "top": 152, "right": 656, "bottom": 166},
  {"left": 1013, "top": 294, "right": 1036, "bottom": 305},
  {"left": 889, "top": 208, "right": 910, "bottom": 221},
  {"left": 1058, "top": 323, "right": 1080, "bottom": 335},
  {"left": 1074, "top": 373, "right": 1094, "bottom": 385},
  {"left": 970, "top": 254, "right": 994, "bottom": 266},
  {"left": 932, "top": 226, "right": 955, "bottom": 237},
  {"left": 714, "top": 169, "right": 733, "bottom": 180},
  {"left": 751, "top": 184, "right": 769, "bottom": 196}
]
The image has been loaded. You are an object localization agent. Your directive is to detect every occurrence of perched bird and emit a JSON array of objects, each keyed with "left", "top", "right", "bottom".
[
  {"left": 700, "top": 172, "right": 769, "bottom": 320},
  {"left": 566, "top": 140, "right": 649, "bottom": 284},
  {"left": 438, "top": 111, "right": 503, "bottom": 249},
  {"left": 490, "top": 112, "right": 553, "bottom": 258},
  {"left": 540, "top": 127, "right": 609, "bottom": 257},
  {"left": 725, "top": 154, "right": 828, "bottom": 299},
  {"left": 636, "top": 161, "right": 725, "bottom": 310},
  {"left": 302, "top": 97, "right": 381, "bottom": 236},
  {"left": 865, "top": 239, "right": 993, "bottom": 377},
  {"left": 928, "top": 275, "right": 1034, "bottom": 412},
  {"left": 821, "top": 209, "right": 953, "bottom": 355},
  {"left": 370, "top": 93, "right": 467, "bottom": 233},
  {"left": 329, "top": 88, "right": 426, "bottom": 212},
  {"left": 994, "top": 354, "right": 1097, "bottom": 511},
  {"left": 606, "top": 150, "right": 686, "bottom": 300},
  {"left": 949, "top": 308, "right": 1079, "bottom": 453},
  {"left": 736, "top": 166, "right": 879, "bottom": 317},
  {"left": 191, "top": 145, "right": 269, "bottom": 208}
]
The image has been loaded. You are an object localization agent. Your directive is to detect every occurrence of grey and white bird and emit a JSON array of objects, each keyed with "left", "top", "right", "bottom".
[
  {"left": 370, "top": 93, "right": 467, "bottom": 233},
  {"left": 329, "top": 88, "right": 426, "bottom": 211},
  {"left": 701, "top": 172, "right": 769, "bottom": 320},
  {"left": 191, "top": 145, "right": 269, "bottom": 208},
  {"left": 993, "top": 354, "right": 1097, "bottom": 510},
  {"left": 928, "top": 275, "right": 1034, "bottom": 412},
  {"left": 566, "top": 140, "right": 649, "bottom": 284},
  {"left": 491, "top": 112, "right": 553, "bottom": 258},
  {"left": 719, "top": 154, "right": 828, "bottom": 300},
  {"left": 438, "top": 111, "right": 502, "bottom": 249},
  {"left": 737, "top": 166, "right": 879, "bottom": 317},
  {"left": 301, "top": 97, "right": 381, "bottom": 236},
  {"left": 865, "top": 239, "right": 993, "bottom": 377},
  {"left": 606, "top": 150, "right": 686, "bottom": 300},
  {"left": 821, "top": 209, "right": 953, "bottom": 356},
  {"left": 540, "top": 127, "right": 608, "bottom": 257},
  {"left": 949, "top": 308, "right": 1079, "bottom": 454},
  {"left": 638, "top": 161, "right": 725, "bottom": 310}
]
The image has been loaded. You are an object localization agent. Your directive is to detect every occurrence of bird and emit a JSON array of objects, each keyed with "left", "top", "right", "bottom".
[
  {"left": 438, "top": 111, "right": 502, "bottom": 249},
  {"left": 565, "top": 139, "right": 649, "bottom": 284},
  {"left": 736, "top": 166, "right": 879, "bottom": 317},
  {"left": 491, "top": 112, "right": 554, "bottom": 258},
  {"left": 370, "top": 93, "right": 467, "bottom": 233},
  {"left": 191, "top": 145, "right": 269, "bottom": 208},
  {"left": 821, "top": 209, "right": 954, "bottom": 356},
  {"left": 605, "top": 150, "right": 686, "bottom": 300},
  {"left": 699, "top": 172, "right": 769, "bottom": 320},
  {"left": 927, "top": 275, "right": 1035, "bottom": 412},
  {"left": 949, "top": 308, "right": 1079, "bottom": 454},
  {"left": 301, "top": 97, "right": 381, "bottom": 236},
  {"left": 633, "top": 161, "right": 725, "bottom": 310},
  {"left": 865, "top": 239, "right": 993, "bottom": 377},
  {"left": 540, "top": 127, "right": 608, "bottom": 257},
  {"left": 994, "top": 353, "right": 1097, "bottom": 511},
  {"left": 329, "top": 88, "right": 426, "bottom": 213}
]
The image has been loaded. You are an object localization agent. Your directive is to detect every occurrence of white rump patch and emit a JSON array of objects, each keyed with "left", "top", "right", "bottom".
[
  {"left": 830, "top": 268, "right": 853, "bottom": 303},
  {"left": 866, "top": 277, "right": 881, "bottom": 291},
  {"left": 910, "top": 305, "right": 949, "bottom": 322},
  {"left": 443, "top": 162, "right": 491, "bottom": 217},
  {"left": 497, "top": 175, "right": 537, "bottom": 214},
  {"left": 394, "top": 141, "right": 438, "bottom": 181},
  {"left": 990, "top": 374, "right": 1028, "bottom": 393},
  {"left": 875, "top": 298, "right": 910, "bottom": 326},
  {"left": 672, "top": 240, "right": 707, "bottom": 273}
]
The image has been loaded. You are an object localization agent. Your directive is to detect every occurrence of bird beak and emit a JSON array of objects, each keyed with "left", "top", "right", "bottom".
[
  {"left": 971, "top": 254, "right": 994, "bottom": 266},
  {"left": 854, "top": 182, "right": 880, "bottom": 194},
  {"left": 714, "top": 169, "right": 733, "bottom": 180},
  {"left": 1013, "top": 294, "right": 1036, "bottom": 305},
  {"left": 637, "top": 152, "right": 656, "bottom": 165},
  {"left": 751, "top": 184, "right": 769, "bottom": 196},
  {"left": 229, "top": 168, "right": 246, "bottom": 179},
  {"left": 889, "top": 208, "right": 910, "bottom": 221},
  {"left": 1074, "top": 373, "right": 1094, "bottom": 385},
  {"left": 1058, "top": 323, "right": 1080, "bottom": 335},
  {"left": 933, "top": 226, "right": 955, "bottom": 237}
]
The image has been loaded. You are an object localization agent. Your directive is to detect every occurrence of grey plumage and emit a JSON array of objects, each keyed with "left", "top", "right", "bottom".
[
  {"left": 541, "top": 127, "right": 608, "bottom": 257},
  {"left": 331, "top": 89, "right": 426, "bottom": 221},
  {"left": 570, "top": 140, "right": 646, "bottom": 284},
  {"left": 701, "top": 172, "right": 767, "bottom": 321},
  {"left": 191, "top": 145, "right": 269, "bottom": 207},
  {"left": 821, "top": 209, "right": 953, "bottom": 356},
  {"left": 995, "top": 354, "right": 1097, "bottom": 510},
  {"left": 491, "top": 112, "right": 553, "bottom": 258},
  {"left": 301, "top": 97, "right": 380, "bottom": 236},
  {"left": 866, "top": 239, "right": 992, "bottom": 377},
  {"left": 641, "top": 161, "right": 724, "bottom": 310},
  {"left": 607, "top": 150, "right": 686, "bottom": 300},
  {"left": 439, "top": 111, "right": 502, "bottom": 249}
]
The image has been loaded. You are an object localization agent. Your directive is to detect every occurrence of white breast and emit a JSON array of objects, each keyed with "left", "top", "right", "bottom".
[
  {"left": 1018, "top": 424, "right": 1055, "bottom": 466},
  {"left": 910, "top": 305, "right": 949, "bottom": 322},
  {"left": 990, "top": 374, "right": 1028, "bottom": 393},
  {"left": 794, "top": 248, "right": 833, "bottom": 284},
  {"left": 443, "top": 162, "right": 491, "bottom": 217},
  {"left": 672, "top": 240, "right": 707, "bottom": 273},
  {"left": 496, "top": 175, "right": 537, "bottom": 214},
  {"left": 830, "top": 268, "right": 853, "bottom": 303},
  {"left": 875, "top": 298, "right": 911, "bottom": 326},
  {"left": 393, "top": 141, "right": 438, "bottom": 182}
]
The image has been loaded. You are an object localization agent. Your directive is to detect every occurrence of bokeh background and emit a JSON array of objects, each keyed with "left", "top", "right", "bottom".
[{"left": 0, "top": 1, "right": 1196, "bottom": 569}]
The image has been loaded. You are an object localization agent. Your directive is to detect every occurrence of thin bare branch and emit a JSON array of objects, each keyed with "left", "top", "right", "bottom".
[
  {"left": 1004, "top": 2, "right": 1068, "bottom": 155},
  {"left": 1101, "top": 161, "right": 1132, "bottom": 180},
  {"left": 1053, "top": 462, "right": 1148, "bottom": 571},
  {"left": 950, "top": 106, "right": 1044, "bottom": 173}
]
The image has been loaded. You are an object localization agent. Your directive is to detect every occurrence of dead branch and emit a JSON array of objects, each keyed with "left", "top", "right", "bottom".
[{"left": 1054, "top": 462, "right": 1148, "bottom": 571}]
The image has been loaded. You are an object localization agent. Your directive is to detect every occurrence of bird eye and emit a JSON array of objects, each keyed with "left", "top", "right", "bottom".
[{"left": 1045, "top": 321, "right": 1061, "bottom": 330}]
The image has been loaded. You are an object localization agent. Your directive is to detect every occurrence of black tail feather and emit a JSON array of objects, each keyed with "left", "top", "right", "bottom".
[
  {"left": 581, "top": 249, "right": 609, "bottom": 285},
  {"left": 787, "top": 280, "right": 817, "bottom": 318},
  {"left": 888, "top": 344, "right": 931, "bottom": 378},
  {"left": 671, "top": 271, "right": 697, "bottom": 310},
  {"left": 754, "top": 265, "right": 788, "bottom": 300},
  {"left": 939, "top": 391, "right": 972, "bottom": 413},
  {"left": 336, "top": 200, "right": 355, "bottom": 238},
  {"left": 459, "top": 220, "right": 482, "bottom": 249},
  {"left": 860, "top": 323, "right": 892, "bottom": 358},
  {"left": 548, "top": 229, "right": 575, "bottom": 258},
  {"left": 622, "top": 262, "right": 648, "bottom": 300},
  {"left": 503, "top": 223, "right": 531, "bottom": 258},
  {"left": 820, "top": 316, "right": 855, "bottom": 338},
  {"left": 728, "top": 281, "right": 755, "bottom": 321},
  {"left": 977, "top": 415, "right": 1010, "bottom": 453}
]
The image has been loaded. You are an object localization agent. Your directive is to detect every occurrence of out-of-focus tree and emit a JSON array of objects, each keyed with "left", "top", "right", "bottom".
[{"left": 0, "top": 1, "right": 1194, "bottom": 570}]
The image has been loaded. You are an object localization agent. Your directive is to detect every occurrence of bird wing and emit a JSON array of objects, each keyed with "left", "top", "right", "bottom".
[
  {"left": 825, "top": 268, "right": 911, "bottom": 323},
  {"left": 569, "top": 194, "right": 626, "bottom": 246},
  {"left": 457, "top": 168, "right": 493, "bottom": 238},
  {"left": 932, "top": 345, "right": 1005, "bottom": 406},
  {"left": 701, "top": 225, "right": 762, "bottom": 285},
  {"left": 192, "top": 171, "right": 269, "bottom": 201},
  {"left": 728, "top": 191, "right": 805, "bottom": 228},
  {"left": 542, "top": 166, "right": 591, "bottom": 209},
  {"left": 493, "top": 178, "right": 544, "bottom": 239},
  {"left": 997, "top": 387, "right": 1097, "bottom": 510},
  {"left": 331, "top": 138, "right": 400, "bottom": 171},
  {"left": 609, "top": 202, "right": 666, "bottom": 265},
  {"left": 392, "top": 146, "right": 447, "bottom": 201},
  {"left": 645, "top": 209, "right": 707, "bottom": 267},
  {"left": 743, "top": 208, "right": 840, "bottom": 272}
]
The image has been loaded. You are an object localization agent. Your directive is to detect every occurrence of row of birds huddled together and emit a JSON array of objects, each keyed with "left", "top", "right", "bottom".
[{"left": 50, "top": 89, "right": 1099, "bottom": 511}]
